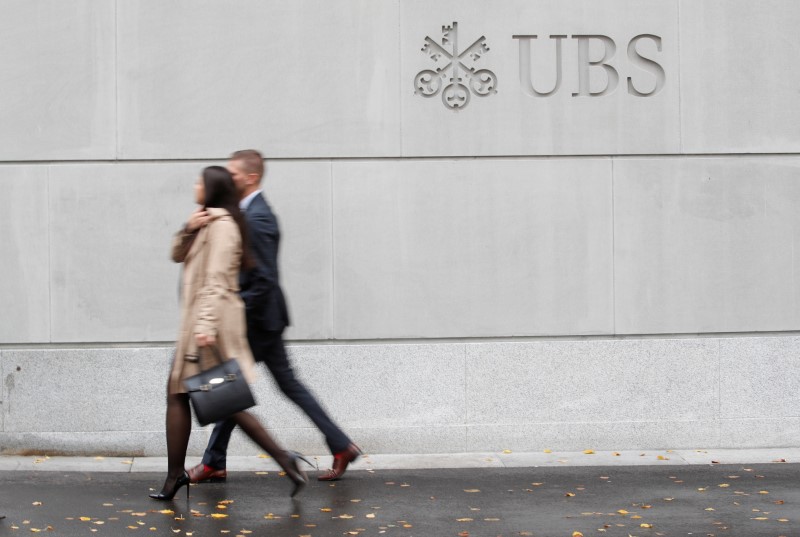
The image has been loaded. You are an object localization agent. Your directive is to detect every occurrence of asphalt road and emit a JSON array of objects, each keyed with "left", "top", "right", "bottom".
[{"left": 1, "top": 464, "right": 798, "bottom": 536}]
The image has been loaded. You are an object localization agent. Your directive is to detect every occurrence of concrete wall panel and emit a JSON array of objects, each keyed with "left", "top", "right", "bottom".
[
  {"left": 0, "top": 1, "right": 115, "bottom": 160},
  {"left": 719, "top": 337, "right": 800, "bottom": 419},
  {"left": 2, "top": 348, "right": 170, "bottom": 433},
  {"left": 401, "top": 0, "right": 680, "bottom": 156},
  {"left": 0, "top": 167, "right": 50, "bottom": 343},
  {"left": 720, "top": 418, "right": 800, "bottom": 449},
  {"left": 117, "top": 0, "right": 401, "bottom": 159},
  {"left": 259, "top": 161, "right": 333, "bottom": 340},
  {"left": 614, "top": 157, "right": 800, "bottom": 334},
  {"left": 49, "top": 164, "right": 198, "bottom": 342},
  {"left": 244, "top": 343, "right": 466, "bottom": 431},
  {"left": 466, "top": 340, "right": 719, "bottom": 424},
  {"left": 46, "top": 161, "right": 332, "bottom": 343},
  {"left": 332, "top": 159, "right": 614, "bottom": 339},
  {"left": 680, "top": 1, "right": 800, "bottom": 153}
]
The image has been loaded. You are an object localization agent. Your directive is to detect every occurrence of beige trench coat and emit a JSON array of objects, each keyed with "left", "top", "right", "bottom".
[{"left": 168, "top": 208, "right": 256, "bottom": 394}]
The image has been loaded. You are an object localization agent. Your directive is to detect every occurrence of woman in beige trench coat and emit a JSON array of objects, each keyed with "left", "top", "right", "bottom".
[{"left": 151, "top": 166, "right": 310, "bottom": 501}]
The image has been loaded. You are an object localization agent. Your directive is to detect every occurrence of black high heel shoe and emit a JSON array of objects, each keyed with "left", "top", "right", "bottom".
[
  {"left": 285, "top": 451, "right": 315, "bottom": 498},
  {"left": 150, "top": 471, "right": 190, "bottom": 501}
]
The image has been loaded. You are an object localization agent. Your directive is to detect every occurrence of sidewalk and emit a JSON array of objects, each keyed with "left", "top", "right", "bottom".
[
  {"left": 2, "top": 449, "right": 798, "bottom": 536},
  {"left": 2, "top": 447, "right": 800, "bottom": 472}
]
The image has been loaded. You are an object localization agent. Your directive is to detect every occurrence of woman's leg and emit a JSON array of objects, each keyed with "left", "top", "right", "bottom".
[
  {"left": 231, "top": 411, "right": 292, "bottom": 469},
  {"left": 231, "top": 411, "right": 309, "bottom": 496},
  {"left": 161, "top": 393, "right": 192, "bottom": 488}
]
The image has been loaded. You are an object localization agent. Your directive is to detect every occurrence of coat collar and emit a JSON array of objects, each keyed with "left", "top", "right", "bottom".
[{"left": 205, "top": 207, "right": 231, "bottom": 220}]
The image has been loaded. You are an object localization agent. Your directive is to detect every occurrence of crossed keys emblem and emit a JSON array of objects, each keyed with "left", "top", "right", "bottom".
[{"left": 414, "top": 22, "right": 498, "bottom": 111}]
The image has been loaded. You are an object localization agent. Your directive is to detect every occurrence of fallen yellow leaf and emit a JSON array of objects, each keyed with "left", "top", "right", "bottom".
[
  {"left": 209, "top": 514, "right": 228, "bottom": 519},
  {"left": 572, "top": 532, "right": 584, "bottom": 537},
  {"left": 640, "top": 523, "right": 653, "bottom": 528},
  {"left": 463, "top": 489, "right": 481, "bottom": 493},
  {"left": 456, "top": 518, "right": 473, "bottom": 522},
  {"left": 583, "top": 450, "right": 595, "bottom": 454},
  {"left": 543, "top": 449, "right": 553, "bottom": 453},
  {"left": 617, "top": 510, "right": 629, "bottom": 515}
]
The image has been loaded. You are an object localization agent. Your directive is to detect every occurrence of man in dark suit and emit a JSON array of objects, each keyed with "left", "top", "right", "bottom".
[{"left": 188, "top": 149, "right": 360, "bottom": 483}]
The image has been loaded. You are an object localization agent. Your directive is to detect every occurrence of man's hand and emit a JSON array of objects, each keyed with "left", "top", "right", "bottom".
[
  {"left": 185, "top": 208, "right": 210, "bottom": 232},
  {"left": 195, "top": 333, "right": 216, "bottom": 348}
]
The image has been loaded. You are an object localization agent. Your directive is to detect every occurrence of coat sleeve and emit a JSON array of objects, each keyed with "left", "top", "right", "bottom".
[
  {"left": 194, "top": 219, "right": 240, "bottom": 337},
  {"left": 239, "top": 211, "right": 279, "bottom": 309},
  {"left": 171, "top": 227, "right": 198, "bottom": 263}
]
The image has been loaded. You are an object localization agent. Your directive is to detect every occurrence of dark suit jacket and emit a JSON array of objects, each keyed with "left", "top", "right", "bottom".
[{"left": 239, "top": 192, "right": 290, "bottom": 332}]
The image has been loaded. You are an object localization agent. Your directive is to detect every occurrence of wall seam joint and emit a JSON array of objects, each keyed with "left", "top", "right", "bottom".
[
  {"left": 47, "top": 166, "right": 52, "bottom": 343},
  {"left": 329, "top": 160, "right": 336, "bottom": 339},
  {"left": 676, "top": 0, "right": 684, "bottom": 154},
  {"left": 611, "top": 157, "right": 616, "bottom": 335},
  {"left": 114, "top": 0, "right": 120, "bottom": 160}
]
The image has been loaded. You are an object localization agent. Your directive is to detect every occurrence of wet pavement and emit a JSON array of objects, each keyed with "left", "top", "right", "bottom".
[{"left": 1, "top": 463, "right": 799, "bottom": 536}]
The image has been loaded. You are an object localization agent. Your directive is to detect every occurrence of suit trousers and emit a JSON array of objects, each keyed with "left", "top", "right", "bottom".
[{"left": 202, "top": 327, "right": 352, "bottom": 469}]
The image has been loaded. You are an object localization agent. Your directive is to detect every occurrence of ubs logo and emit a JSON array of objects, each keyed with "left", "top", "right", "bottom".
[
  {"left": 414, "top": 22, "right": 666, "bottom": 111},
  {"left": 414, "top": 22, "right": 499, "bottom": 111}
]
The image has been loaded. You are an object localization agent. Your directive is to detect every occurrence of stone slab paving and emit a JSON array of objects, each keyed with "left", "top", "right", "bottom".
[{"left": 4, "top": 448, "right": 800, "bottom": 473}]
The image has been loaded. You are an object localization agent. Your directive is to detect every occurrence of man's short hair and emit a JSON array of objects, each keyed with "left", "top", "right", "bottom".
[{"left": 230, "top": 149, "right": 265, "bottom": 180}]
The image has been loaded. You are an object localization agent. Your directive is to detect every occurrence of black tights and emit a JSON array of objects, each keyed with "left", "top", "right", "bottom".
[{"left": 161, "top": 393, "right": 292, "bottom": 490}]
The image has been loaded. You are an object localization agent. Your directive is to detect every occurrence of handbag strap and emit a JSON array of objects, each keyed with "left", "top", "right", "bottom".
[{"left": 185, "top": 344, "right": 225, "bottom": 368}]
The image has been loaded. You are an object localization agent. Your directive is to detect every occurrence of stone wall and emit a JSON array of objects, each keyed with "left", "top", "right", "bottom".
[{"left": 1, "top": 1, "right": 799, "bottom": 455}]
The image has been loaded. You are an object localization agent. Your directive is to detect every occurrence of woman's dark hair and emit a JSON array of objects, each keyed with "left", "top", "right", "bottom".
[{"left": 202, "top": 166, "right": 254, "bottom": 270}]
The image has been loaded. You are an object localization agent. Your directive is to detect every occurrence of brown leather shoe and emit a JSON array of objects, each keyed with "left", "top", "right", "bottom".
[
  {"left": 187, "top": 463, "right": 227, "bottom": 483},
  {"left": 317, "top": 444, "right": 362, "bottom": 481}
]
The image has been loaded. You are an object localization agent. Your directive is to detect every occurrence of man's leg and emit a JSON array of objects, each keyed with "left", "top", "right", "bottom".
[
  {"left": 188, "top": 418, "right": 236, "bottom": 483},
  {"left": 250, "top": 328, "right": 352, "bottom": 454},
  {"left": 203, "top": 418, "right": 237, "bottom": 468}
]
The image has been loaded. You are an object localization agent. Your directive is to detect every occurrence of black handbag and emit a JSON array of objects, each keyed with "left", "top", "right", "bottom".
[{"left": 183, "top": 347, "right": 256, "bottom": 426}]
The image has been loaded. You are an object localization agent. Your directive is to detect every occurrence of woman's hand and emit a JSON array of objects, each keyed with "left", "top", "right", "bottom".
[
  {"left": 195, "top": 333, "right": 216, "bottom": 348},
  {"left": 185, "top": 208, "right": 210, "bottom": 233}
]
